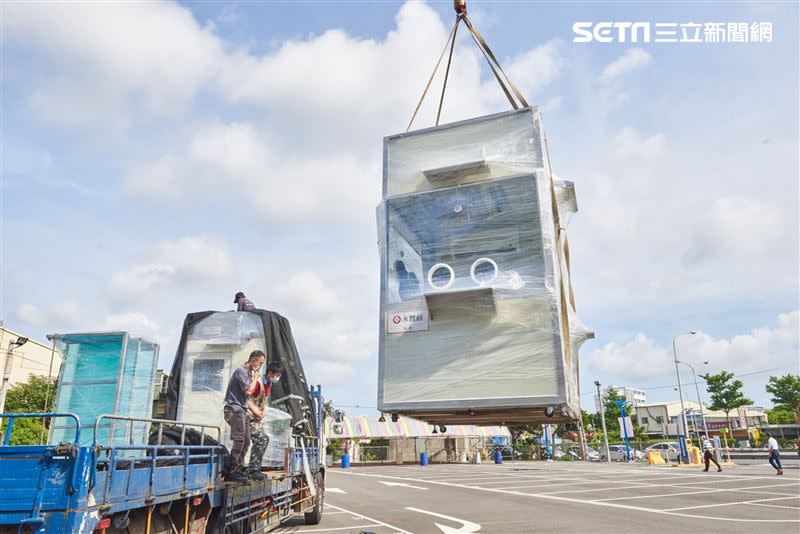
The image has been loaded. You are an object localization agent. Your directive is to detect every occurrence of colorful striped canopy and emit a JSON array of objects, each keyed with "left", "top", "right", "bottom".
[{"left": 325, "top": 415, "right": 509, "bottom": 439}]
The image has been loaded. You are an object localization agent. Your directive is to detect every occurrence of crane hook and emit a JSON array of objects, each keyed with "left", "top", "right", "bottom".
[{"left": 454, "top": 0, "right": 467, "bottom": 16}]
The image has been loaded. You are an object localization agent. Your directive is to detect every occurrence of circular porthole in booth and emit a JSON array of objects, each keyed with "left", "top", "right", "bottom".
[
  {"left": 427, "top": 263, "right": 455, "bottom": 290},
  {"left": 470, "top": 257, "right": 498, "bottom": 286}
]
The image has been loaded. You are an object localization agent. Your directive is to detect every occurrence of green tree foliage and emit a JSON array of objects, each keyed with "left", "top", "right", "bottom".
[
  {"left": 765, "top": 374, "right": 800, "bottom": 423},
  {"left": 602, "top": 389, "right": 634, "bottom": 438},
  {"left": 507, "top": 424, "right": 542, "bottom": 448},
  {"left": 1, "top": 375, "right": 57, "bottom": 445},
  {"left": 765, "top": 407, "right": 796, "bottom": 425},
  {"left": 701, "top": 371, "right": 753, "bottom": 427}
]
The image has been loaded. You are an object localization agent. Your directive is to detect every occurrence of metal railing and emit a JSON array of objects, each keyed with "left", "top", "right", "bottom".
[
  {"left": 93, "top": 414, "right": 221, "bottom": 447},
  {"left": 1, "top": 412, "right": 80, "bottom": 446}
]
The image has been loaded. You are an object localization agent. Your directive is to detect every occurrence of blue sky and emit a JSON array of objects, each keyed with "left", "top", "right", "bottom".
[{"left": 2, "top": 1, "right": 798, "bottom": 414}]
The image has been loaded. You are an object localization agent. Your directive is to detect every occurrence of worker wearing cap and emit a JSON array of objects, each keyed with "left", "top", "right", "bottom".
[
  {"left": 234, "top": 291, "right": 255, "bottom": 311},
  {"left": 247, "top": 361, "right": 284, "bottom": 479}
]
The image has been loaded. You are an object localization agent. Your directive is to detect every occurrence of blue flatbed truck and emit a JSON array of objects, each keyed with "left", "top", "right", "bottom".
[
  {"left": 0, "top": 308, "right": 328, "bottom": 534},
  {"left": 0, "top": 385, "right": 325, "bottom": 533}
]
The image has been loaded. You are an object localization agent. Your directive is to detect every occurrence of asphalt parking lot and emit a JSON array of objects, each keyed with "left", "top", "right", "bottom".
[{"left": 274, "top": 460, "right": 800, "bottom": 533}]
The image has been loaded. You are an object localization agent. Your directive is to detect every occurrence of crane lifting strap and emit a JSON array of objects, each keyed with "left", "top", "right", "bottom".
[{"left": 407, "top": 11, "right": 529, "bottom": 131}]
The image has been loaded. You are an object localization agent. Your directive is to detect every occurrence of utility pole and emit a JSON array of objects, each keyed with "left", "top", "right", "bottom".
[
  {"left": 680, "top": 361, "right": 710, "bottom": 439},
  {"left": 0, "top": 337, "right": 29, "bottom": 413},
  {"left": 594, "top": 380, "right": 611, "bottom": 463},
  {"left": 672, "top": 331, "right": 696, "bottom": 462}
]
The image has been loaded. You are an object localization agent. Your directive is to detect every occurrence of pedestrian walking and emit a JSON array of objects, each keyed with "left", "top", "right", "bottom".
[
  {"left": 701, "top": 435, "right": 722, "bottom": 472},
  {"left": 766, "top": 432, "right": 783, "bottom": 475}
]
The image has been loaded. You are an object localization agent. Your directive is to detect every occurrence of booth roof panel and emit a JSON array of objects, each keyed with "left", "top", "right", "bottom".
[{"left": 325, "top": 415, "right": 509, "bottom": 439}]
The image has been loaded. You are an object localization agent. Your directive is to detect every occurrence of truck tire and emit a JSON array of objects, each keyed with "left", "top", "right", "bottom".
[{"left": 304, "top": 471, "right": 325, "bottom": 525}]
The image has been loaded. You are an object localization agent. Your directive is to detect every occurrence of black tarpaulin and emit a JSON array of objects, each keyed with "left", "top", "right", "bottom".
[{"left": 164, "top": 309, "right": 317, "bottom": 437}]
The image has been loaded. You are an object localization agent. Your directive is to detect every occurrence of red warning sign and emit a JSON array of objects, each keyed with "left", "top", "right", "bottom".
[{"left": 386, "top": 311, "right": 429, "bottom": 334}]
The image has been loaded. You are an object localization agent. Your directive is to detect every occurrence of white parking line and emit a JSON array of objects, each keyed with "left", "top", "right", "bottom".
[
  {"left": 335, "top": 469, "right": 800, "bottom": 523},
  {"left": 664, "top": 496, "right": 799, "bottom": 512},
  {"left": 594, "top": 487, "right": 800, "bottom": 502},
  {"left": 292, "top": 525, "right": 381, "bottom": 532},
  {"left": 746, "top": 502, "right": 800, "bottom": 511},
  {"left": 325, "top": 503, "right": 415, "bottom": 534}
]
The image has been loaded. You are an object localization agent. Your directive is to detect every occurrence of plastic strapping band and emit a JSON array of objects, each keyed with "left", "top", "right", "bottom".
[
  {"left": 407, "top": 17, "right": 461, "bottom": 132},
  {"left": 542, "top": 124, "right": 572, "bottom": 373},
  {"left": 461, "top": 16, "right": 518, "bottom": 110},
  {"left": 463, "top": 15, "right": 530, "bottom": 109},
  {"left": 436, "top": 15, "right": 460, "bottom": 126},
  {"left": 563, "top": 232, "right": 576, "bottom": 311}
]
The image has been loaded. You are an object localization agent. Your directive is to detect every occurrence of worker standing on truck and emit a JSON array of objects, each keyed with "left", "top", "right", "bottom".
[
  {"left": 224, "top": 350, "right": 265, "bottom": 482},
  {"left": 247, "top": 361, "right": 284, "bottom": 479},
  {"left": 234, "top": 291, "right": 256, "bottom": 311}
]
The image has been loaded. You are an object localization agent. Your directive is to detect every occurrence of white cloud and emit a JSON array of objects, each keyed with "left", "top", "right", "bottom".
[
  {"left": 542, "top": 96, "right": 563, "bottom": 113},
  {"left": 4, "top": 1, "right": 223, "bottom": 129},
  {"left": 16, "top": 303, "right": 44, "bottom": 326},
  {"left": 502, "top": 40, "right": 564, "bottom": 103},
  {"left": 587, "top": 310, "right": 800, "bottom": 383},
  {"left": 307, "top": 361, "right": 356, "bottom": 385},
  {"left": 102, "top": 312, "right": 163, "bottom": 342},
  {"left": 683, "top": 196, "right": 786, "bottom": 264},
  {"left": 50, "top": 301, "right": 83, "bottom": 326},
  {"left": 260, "top": 269, "right": 376, "bottom": 363},
  {"left": 614, "top": 127, "right": 666, "bottom": 159},
  {"left": 272, "top": 272, "right": 339, "bottom": 317},
  {"left": 15, "top": 301, "right": 83, "bottom": 327},
  {"left": 124, "top": 121, "right": 377, "bottom": 223},
  {"left": 598, "top": 48, "right": 651, "bottom": 83},
  {"left": 109, "top": 236, "right": 232, "bottom": 303}
]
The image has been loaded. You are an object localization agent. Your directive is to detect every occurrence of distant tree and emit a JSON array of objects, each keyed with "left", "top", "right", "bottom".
[
  {"left": 765, "top": 408, "right": 796, "bottom": 425},
  {"left": 603, "top": 389, "right": 634, "bottom": 438},
  {"left": 765, "top": 374, "right": 800, "bottom": 423},
  {"left": 701, "top": 371, "right": 753, "bottom": 427},
  {"left": 507, "top": 424, "right": 542, "bottom": 450},
  {"left": 0, "top": 375, "right": 57, "bottom": 445}
]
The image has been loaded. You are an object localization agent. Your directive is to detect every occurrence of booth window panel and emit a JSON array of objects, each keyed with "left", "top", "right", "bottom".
[
  {"left": 385, "top": 174, "right": 544, "bottom": 301},
  {"left": 385, "top": 109, "right": 540, "bottom": 197},
  {"left": 58, "top": 335, "right": 125, "bottom": 384},
  {"left": 188, "top": 312, "right": 265, "bottom": 345},
  {"left": 192, "top": 359, "right": 225, "bottom": 392}
]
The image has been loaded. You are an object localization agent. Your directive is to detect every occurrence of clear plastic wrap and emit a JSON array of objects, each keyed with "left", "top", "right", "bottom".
[
  {"left": 254, "top": 407, "right": 293, "bottom": 468},
  {"left": 377, "top": 108, "right": 592, "bottom": 424},
  {"left": 177, "top": 312, "right": 267, "bottom": 451},
  {"left": 50, "top": 333, "right": 158, "bottom": 446}
]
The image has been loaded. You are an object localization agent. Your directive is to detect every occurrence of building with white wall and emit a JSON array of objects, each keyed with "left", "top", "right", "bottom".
[
  {"left": 635, "top": 400, "right": 769, "bottom": 437},
  {"left": 594, "top": 385, "right": 647, "bottom": 412},
  {"left": 0, "top": 324, "right": 62, "bottom": 388}
]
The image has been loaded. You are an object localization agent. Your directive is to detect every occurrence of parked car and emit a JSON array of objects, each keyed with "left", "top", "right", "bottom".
[
  {"left": 562, "top": 444, "right": 600, "bottom": 461},
  {"left": 645, "top": 442, "right": 679, "bottom": 459},
  {"left": 600, "top": 445, "right": 644, "bottom": 462}
]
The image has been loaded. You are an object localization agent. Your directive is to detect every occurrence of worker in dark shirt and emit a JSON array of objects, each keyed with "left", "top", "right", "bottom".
[
  {"left": 234, "top": 291, "right": 256, "bottom": 311},
  {"left": 223, "top": 350, "right": 264, "bottom": 482}
]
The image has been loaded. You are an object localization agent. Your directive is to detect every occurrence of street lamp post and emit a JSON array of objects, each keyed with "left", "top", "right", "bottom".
[
  {"left": 672, "top": 331, "right": 696, "bottom": 462},
  {"left": 594, "top": 380, "right": 611, "bottom": 463},
  {"left": 679, "top": 361, "right": 710, "bottom": 439},
  {"left": 0, "top": 337, "right": 29, "bottom": 414}
]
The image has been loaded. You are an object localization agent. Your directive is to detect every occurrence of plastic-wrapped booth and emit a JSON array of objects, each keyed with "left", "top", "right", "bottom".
[
  {"left": 164, "top": 310, "right": 316, "bottom": 466},
  {"left": 377, "top": 107, "right": 593, "bottom": 426},
  {"left": 49, "top": 332, "right": 159, "bottom": 446}
]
